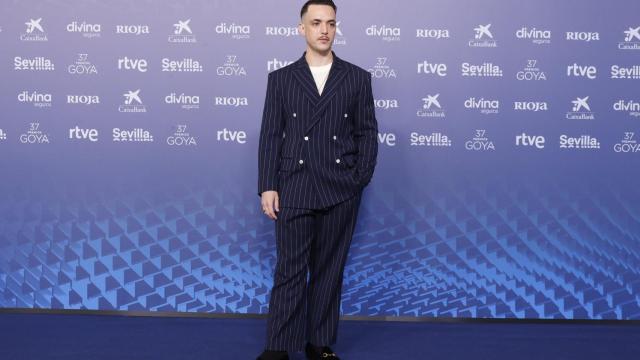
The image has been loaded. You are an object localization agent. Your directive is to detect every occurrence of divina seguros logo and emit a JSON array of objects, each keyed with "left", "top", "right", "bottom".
[
  {"left": 18, "top": 91, "right": 52, "bottom": 108},
  {"left": 165, "top": 93, "right": 200, "bottom": 110},
  {"left": 67, "top": 21, "right": 101, "bottom": 38},
  {"left": 613, "top": 100, "right": 640, "bottom": 117},
  {"left": 516, "top": 27, "right": 551, "bottom": 45},
  {"left": 366, "top": 25, "right": 400, "bottom": 42},
  {"left": 215, "top": 22, "right": 250, "bottom": 39}
]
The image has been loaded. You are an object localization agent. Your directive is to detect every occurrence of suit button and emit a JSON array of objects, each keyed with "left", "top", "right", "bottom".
[
  {"left": 304, "top": 136, "right": 309, "bottom": 141},
  {"left": 336, "top": 159, "right": 341, "bottom": 164},
  {"left": 344, "top": 113, "right": 348, "bottom": 118},
  {"left": 293, "top": 113, "right": 297, "bottom": 118},
  {"left": 299, "top": 159, "right": 304, "bottom": 164},
  {"left": 333, "top": 135, "right": 337, "bottom": 140}
]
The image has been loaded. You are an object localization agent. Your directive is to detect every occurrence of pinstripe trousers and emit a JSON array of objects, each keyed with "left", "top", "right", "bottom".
[{"left": 265, "top": 192, "right": 362, "bottom": 352}]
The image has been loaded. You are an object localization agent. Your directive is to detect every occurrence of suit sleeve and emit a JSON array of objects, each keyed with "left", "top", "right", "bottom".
[
  {"left": 353, "top": 71, "right": 378, "bottom": 188},
  {"left": 257, "top": 72, "right": 285, "bottom": 196}
]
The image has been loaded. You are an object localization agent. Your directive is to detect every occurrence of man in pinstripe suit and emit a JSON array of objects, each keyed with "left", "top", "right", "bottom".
[{"left": 256, "top": 1, "right": 378, "bottom": 359}]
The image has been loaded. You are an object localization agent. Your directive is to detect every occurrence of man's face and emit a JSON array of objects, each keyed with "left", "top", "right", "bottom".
[{"left": 299, "top": 4, "right": 336, "bottom": 53}]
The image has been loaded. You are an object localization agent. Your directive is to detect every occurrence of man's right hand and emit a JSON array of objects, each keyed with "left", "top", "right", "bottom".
[{"left": 261, "top": 190, "right": 279, "bottom": 220}]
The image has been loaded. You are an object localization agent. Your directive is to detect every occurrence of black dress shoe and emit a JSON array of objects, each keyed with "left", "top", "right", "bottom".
[
  {"left": 256, "top": 349, "right": 289, "bottom": 360},
  {"left": 305, "top": 342, "right": 340, "bottom": 359}
]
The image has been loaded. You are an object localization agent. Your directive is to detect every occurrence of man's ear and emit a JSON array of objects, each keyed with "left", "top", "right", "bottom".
[{"left": 298, "top": 22, "right": 305, "bottom": 37}]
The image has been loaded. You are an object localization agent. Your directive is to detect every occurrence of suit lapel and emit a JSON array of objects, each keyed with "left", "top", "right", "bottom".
[
  {"left": 292, "top": 54, "right": 321, "bottom": 107},
  {"left": 291, "top": 51, "right": 351, "bottom": 134}
]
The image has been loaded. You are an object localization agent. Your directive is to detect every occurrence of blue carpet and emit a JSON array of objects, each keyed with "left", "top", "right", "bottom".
[{"left": 0, "top": 313, "right": 638, "bottom": 359}]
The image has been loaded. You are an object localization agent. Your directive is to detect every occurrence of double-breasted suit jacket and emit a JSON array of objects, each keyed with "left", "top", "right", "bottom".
[{"left": 258, "top": 51, "right": 378, "bottom": 209}]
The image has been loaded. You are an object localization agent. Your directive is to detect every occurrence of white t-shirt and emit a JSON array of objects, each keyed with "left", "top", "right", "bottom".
[{"left": 309, "top": 62, "right": 332, "bottom": 95}]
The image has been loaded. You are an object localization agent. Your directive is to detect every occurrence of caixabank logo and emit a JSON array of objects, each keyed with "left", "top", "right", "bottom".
[
  {"left": 20, "top": 123, "right": 50, "bottom": 144},
  {"left": 417, "top": 94, "right": 445, "bottom": 118},
  {"left": 167, "top": 125, "right": 197, "bottom": 146},
  {"left": 118, "top": 89, "right": 146, "bottom": 113},
  {"left": 410, "top": 132, "right": 451, "bottom": 147},
  {"left": 566, "top": 96, "right": 594, "bottom": 120},
  {"left": 618, "top": 26, "right": 640, "bottom": 50},
  {"left": 614, "top": 132, "right": 640, "bottom": 153},
  {"left": 168, "top": 19, "right": 196, "bottom": 43},
  {"left": 469, "top": 24, "right": 497, "bottom": 48},
  {"left": 20, "top": 18, "right": 48, "bottom": 42}
]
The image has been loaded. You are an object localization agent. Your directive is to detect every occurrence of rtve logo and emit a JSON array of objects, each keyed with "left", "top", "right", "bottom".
[
  {"left": 567, "top": 63, "right": 597, "bottom": 79},
  {"left": 118, "top": 57, "right": 148, "bottom": 72},
  {"left": 417, "top": 61, "right": 447, "bottom": 76}
]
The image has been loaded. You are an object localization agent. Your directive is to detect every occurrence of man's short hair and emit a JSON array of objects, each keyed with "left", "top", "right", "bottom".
[{"left": 300, "top": 0, "right": 337, "bottom": 19}]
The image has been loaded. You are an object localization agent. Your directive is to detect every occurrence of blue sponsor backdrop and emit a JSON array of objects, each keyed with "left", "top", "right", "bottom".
[{"left": 1, "top": 0, "right": 639, "bottom": 319}]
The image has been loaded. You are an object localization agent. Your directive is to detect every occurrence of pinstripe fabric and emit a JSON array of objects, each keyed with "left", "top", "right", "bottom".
[
  {"left": 257, "top": 50, "right": 378, "bottom": 210},
  {"left": 265, "top": 193, "right": 362, "bottom": 351},
  {"left": 258, "top": 51, "right": 378, "bottom": 352}
]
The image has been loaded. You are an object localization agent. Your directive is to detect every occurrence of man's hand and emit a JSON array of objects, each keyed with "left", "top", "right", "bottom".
[{"left": 261, "top": 190, "right": 280, "bottom": 220}]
